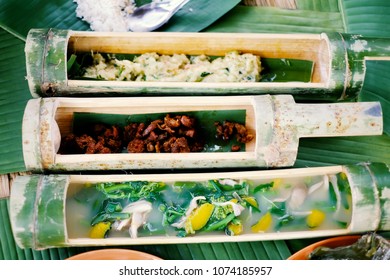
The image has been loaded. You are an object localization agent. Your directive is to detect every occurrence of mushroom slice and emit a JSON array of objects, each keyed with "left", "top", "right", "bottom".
[
  {"left": 287, "top": 183, "right": 308, "bottom": 211},
  {"left": 113, "top": 200, "right": 153, "bottom": 238}
]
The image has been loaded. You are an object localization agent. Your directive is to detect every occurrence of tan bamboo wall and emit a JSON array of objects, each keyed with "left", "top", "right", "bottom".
[
  {"left": 242, "top": 0, "right": 297, "bottom": 9},
  {"left": 1, "top": 172, "right": 30, "bottom": 198}
]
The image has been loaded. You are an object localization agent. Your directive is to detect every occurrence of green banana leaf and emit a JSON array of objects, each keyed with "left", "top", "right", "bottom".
[
  {"left": 296, "top": 0, "right": 341, "bottom": 12},
  {"left": 204, "top": 5, "right": 345, "bottom": 33},
  {"left": 158, "top": 0, "right": 242, "bottom": 32},
  {"left": 340, "top": 0, "right": 390, "bottom": 37},
  {"left": 0, "top": 0, "right": 389, "bottom": 260},
  {"left": 359, "top": 60, "right": 390, "bottom": 135},
  {"left": 0, "top": 30, "right": 30, "bottom": 174}
]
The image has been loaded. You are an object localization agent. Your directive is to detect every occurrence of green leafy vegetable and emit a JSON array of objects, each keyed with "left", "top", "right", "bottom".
[
  {"left": 328, "top": 181, "right": 337, "bottom": 208},
  {"left": 90, "top": 200, "right": 127, "bottom": 226},
  {"left": 96, "top": 181, "right": 166, "bottom": 201},
  {"left": 336, "top": 173, "right": 352, "bottom": 210},
  {"left": 269, "top": 201, "right": 286, "bottom": 215},
  {"left": 203, "top": 213, "right": 236, "bottom": 232},
  {"left": 253, "top": 182, "right": 274, "bottom": 193},
  {"left": 275, "top": 214, "right": 295, "bottom": 230},
  {"left": 161, "top": 205, "right": 186, "bottom": 226}
]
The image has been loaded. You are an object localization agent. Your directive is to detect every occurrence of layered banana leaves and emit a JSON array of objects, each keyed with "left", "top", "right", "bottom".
[{"left": 0, "top": 0, "right": 389, "bottom": 260}]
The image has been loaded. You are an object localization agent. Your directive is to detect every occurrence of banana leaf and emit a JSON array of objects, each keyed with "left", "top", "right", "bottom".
[
  {"left": 260, "top": 58, "right": 313, "bottom": 82},
  {"left": 0, "top": 30, "right": 30, "bottom": 174},
  {"left": 296, "top": 0, "right": 340, "bottom": 12},
  {"left": 359, "top": 60, "right": 390, "bottom": 135},
  {"left": 158, "top": 0, "right": 242, "bottom": 32},
  {"left": 340, "top": 0, "right": 390, "bottom": 37},
  {"left": 296, "top": 135, "right": 390, "bottom": 167},
  {"left": 204, "top": 5, "right": 344, "bottom": 33},
  {"left": 0, "top": 1, "right": 390, "bottom": 261}
]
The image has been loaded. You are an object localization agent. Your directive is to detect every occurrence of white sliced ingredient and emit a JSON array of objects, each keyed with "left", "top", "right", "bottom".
[
  {"left": 287, "top": 183, "right": 308, "bottom": 210},
  {"left": 113, "top": 200, "right": 152, "bottom": 238},
  {"left": 171, "top": 196, "right": 205, "bottom": 228}
]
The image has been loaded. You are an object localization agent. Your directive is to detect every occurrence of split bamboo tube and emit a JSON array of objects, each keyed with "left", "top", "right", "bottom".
[
  {"left": 22, "top": 95, "right": 382, "bottom": 172},
  {"left": 24, "top": 29, "right": 390, "bottom": 100},
  {"left": 9, "top": 162, "right": 390, "bottom": 250}
]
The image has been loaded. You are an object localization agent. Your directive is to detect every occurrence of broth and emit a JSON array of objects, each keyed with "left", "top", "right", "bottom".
[{"left": 66, "top": 173, "right": 352, "bottom": 239}]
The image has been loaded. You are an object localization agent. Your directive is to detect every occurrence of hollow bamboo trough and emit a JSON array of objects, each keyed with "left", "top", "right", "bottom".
[
  {"left": 25, "top": 29, "right": 390, "bottom": 100},
  {"left": 9, "top": 162, "right": 390, "bottom": 250},
  {"left": 22, "top": 95, "right": 382, "bottom": 172}
]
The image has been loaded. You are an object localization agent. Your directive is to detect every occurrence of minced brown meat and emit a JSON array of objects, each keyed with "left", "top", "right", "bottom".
[
  {"left": 124, "top": 114, "right": 203, "bottom": 153},
  {"left": 127, "top": 138, "right": 146, "bottom": 153},
  {"left": 59, "top": 124, "right": 122, "bottom": 154},
  {"left": 59, "top": 115, "right": 254, "bottom": 154},
  {"left": 214, "top": 121, "right": 254, "bottom": 152}
]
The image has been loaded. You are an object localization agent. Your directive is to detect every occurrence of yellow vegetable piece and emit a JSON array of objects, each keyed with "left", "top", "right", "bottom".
[
  {"left": 340, "top": 172, "right": 348, "bottom": 180},
  {"left": 89, "top": 221, "right": 111, "bottom": 239},
  {"left": 226, "top": 222, "right": 243, "bottom": 236},
  {"left": 251, "top": 212, "right": 272, "bottom": 233},
  {"left": 230, "top": 198, "right": 238, "bottom": 204},
  {"left": 306, "top": 209, "right": 326, "bottom": 228},
  {"left": 243, "top": 196, "right": 258, "bottom": 208},
  {"left": 186, "top": 203, "right": 215, "bottom": 233},
  {"left": 273, "top": 178, "right": 282, "bottom": 189}
]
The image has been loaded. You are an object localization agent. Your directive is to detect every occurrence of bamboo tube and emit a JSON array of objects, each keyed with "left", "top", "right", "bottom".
[
  {"left": 0, "top": 172, "right": 30, "bottom": 199},
  {"left": 0, "top": 175, "right": 10, "bottom": 198},
  {"left": 243, "top": 0, "right": 297, "bottom": 9},
  {"left": 24, "top": 29, "right": 390, "bottom": 100},
  {"left": 21, "top": 95, "right": 382, "bottom": 172},
  {"left": 9, "top": 162, "right": 390, "bottom": 250},
  {"left": 8, "top": 175, "right": 38, "bottom": 249}
]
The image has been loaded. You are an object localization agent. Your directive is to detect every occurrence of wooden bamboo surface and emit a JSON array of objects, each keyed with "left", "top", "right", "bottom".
[
  {"left": 243, "top": 0, "right": 297, "bottom": 9},
  {"left": 21, "top": 95, "right": 382, "bottom": 171},
  {"left": 0, "top": 175, "right": 9, "bottom": 198},
  {"left": 10, "top": 163, "right": 388, "bottom": 249},
  {"left": 66, "top": 32, "right": 328, "bottom": 86},
  {"left": 0, "top": 172, "right": 30, "bottom": 199}
]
